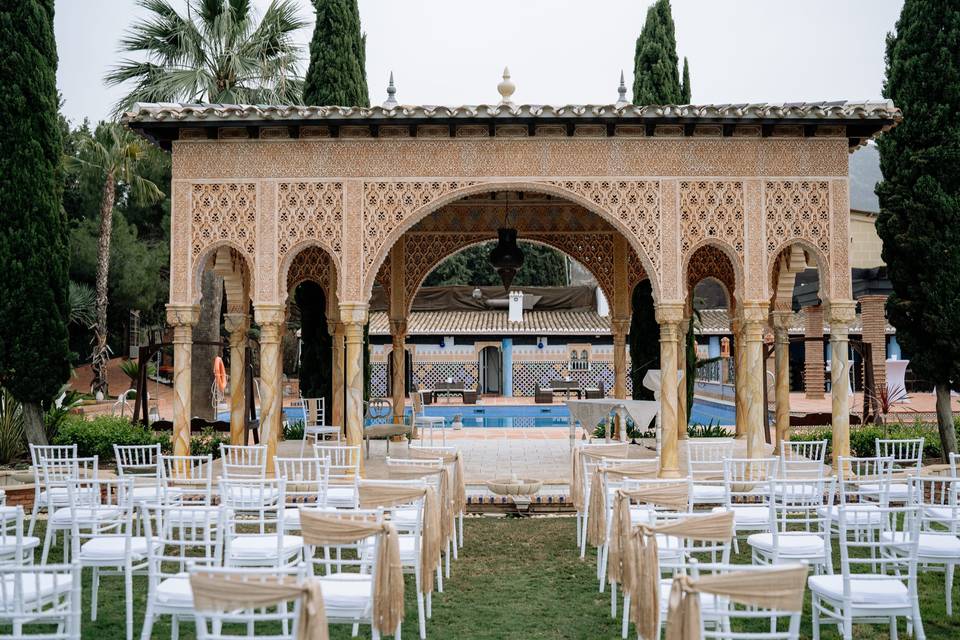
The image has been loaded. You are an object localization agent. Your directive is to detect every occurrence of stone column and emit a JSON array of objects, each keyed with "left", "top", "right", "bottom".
[
  {"left": 656, "top": 303, "right": 684, "bottom": 478},
  {"left": 676, "top": 317, "right": 689, "bottom": 440},
  {"left": 771, "top": 310, "right": 792, "bottom": 454},
  {"left": 166, "top": 305, "right": 199, "bottom": 457},
  {"left": 804, "top": 305, "right": 825, "bottom": 399},
  {"left": 329, "top": 321, "right": 345, "bottom": 430},
  {"left": 859, "top": 294, "right": 888, "bottom": 398},
  {"left": 741, "top": 302, "right": 767, "bottom": 459},
  {"left": 390, "top": 319, "right": 407, "bottom": 422},
  {"left": 223, "top": 313, "right": 250, "bottom": 445},
  {"left": 341, "top": 303, "right": 368, "bottom": 470},
  {"left": 730, "top": 317, "right": 745, "bottom": 439},
  {"left": 829, "top": 301, "right": 857, "bottom": 471},
  {"left": 611, "top": 318, "right": 629, "bottom": 399},
  {"left": 255, "top": 304, "right": 285, "bottom": 473}
]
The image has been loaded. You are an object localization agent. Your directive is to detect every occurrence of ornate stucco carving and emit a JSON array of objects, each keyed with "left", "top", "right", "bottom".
[
  {"left": 685, "top": 244, "right": 739, "bottom": 312},
  {"left": 679, "top": 180, "right": 745, "bottom": 259},
  {"left": 277, "top": 181, "right": 343, "bottom": 261},
  {"left": 285, "top": 245, "right": 333, "bottom": 300}
]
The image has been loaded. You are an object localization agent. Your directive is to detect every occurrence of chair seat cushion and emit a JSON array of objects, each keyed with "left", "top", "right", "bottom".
[
  {"left": 131, "top": 485, "right": 162, "bottom": 501},
  {"left": 155, "top": 572, "right": 193, "bottom": 607},
  {"left": 860, "top": 483, "right": 910, "bottom": 500},
  {"left": 924, "top": 506, "right": 958, "bottom": 524},
  {"left": 0, "top": 572, "right": 74, "bottom": 605},
  {"left": 326, "top": 486, "right": 358, "bottom": 506},
  {"left": 50, "top": 507, "right": 120, "bottom": 525},
  {"left": 228, "top": 534, "right": 303, "bottom": 560},
  {"left": 747, "top": 532, "right": 826, "bottom": 556},
  {"left": 221, "top": 486, "right": 280, "bottom": 506},
  {"left": 80, "top": 536, "right": 152, "bottom": 561},
  {"left": 691, "top": 484, "right": 725, "bottom": 502},
  {"left": 824, "top": 505, "right": 883, "bottom": 524},
  {"left": 713, "top": 505, "right": 768, "bottom": 525},
  {"left": 772, "top": 484, "right": 821, "bottom": 499},
  {"left": 0, "top": 536, "right": 40, "bottom": 555},
  {"left": 659, "top": 580, "right": 727, "bottom": 615},
  {"left": 808, "top": 575, "right": 910, "bottom": 606},
  {"left": 880, "top": 531, "right": 960, "bottom": 558},
  {"left": 317, "top": 574, "right": 373, "bottom": 610}
]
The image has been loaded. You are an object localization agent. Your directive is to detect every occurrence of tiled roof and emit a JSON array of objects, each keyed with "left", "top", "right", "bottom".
[
  {"left": 369, "top": 308, "right": 894, "bottom": 337},
  {"left": 369, "top": 310, "right": 611, "bottom": 336},
  {"left": 124, "top": 100, "right": 900, "bottom": 126}
]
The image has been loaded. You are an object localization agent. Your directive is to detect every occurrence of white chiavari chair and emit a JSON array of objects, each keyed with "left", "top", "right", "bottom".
[
  {"left": 875, "top": 437, "right": 924, "bottom": 502},
  {"left": 809, "top": 503, "right": 925, "bottom": 640},
  {"left": 299, "top": 395, "right": 341, "bottom": 455},
  {"left": 748, "top": 477, "right": 835, "bottom": 575},
  {"left": 38, "top": 456, "right": 99, "bottom": 564},
  {"left": 189, "top": 564, "right": 311, "bottom": 640},
  {"left": 140, "top": 503, "right": 226, "bottom": 640},
  {"left": 779, "top": 439, "right": 828, "bottom": 479},
  {"left": 219, "top": 444, "right": 267, "bottom": 479},
  {"left": 714, "top": 457, "right": 778, "bottom": 553},
  {"left": 219, "top": 478, "right": 303, "bottom": 568},
  {"left": 114, "top": 443, "right": 163, "bottom": 505},
  {"left": 572, "top": 442, "right": 629, "bottom": 550},
  {"left": 26, "top": 444, "right": 77, "bottom": 538},
  {"left": 313, "top": 444, "right": 360, "bottom": 509},
  {"left": 0, "top": 505, "right": 38, "bottom": 566},
  {"left": 0, "top": 562, "right": 81, "bottom": 640},
  {"left": 825, "top": 456, "right": 893, "bottom": 535},
  {"left": 274, "top": 456, "right": 330, "bottom": 533},
  {"left": 904, "top": 476, "right": 960, "bottom": 615},
  {"left": 159, "top": 454, "right": 214, "bottom": 508},
  {"left": 596, "top": 457, "right": 660, "bottom": 589},
  {"left": 686, "top": 438, "right": 735, "bottom": 507},
  {"left": 408, "top": 444, "right": 466, "bottom": 551}
]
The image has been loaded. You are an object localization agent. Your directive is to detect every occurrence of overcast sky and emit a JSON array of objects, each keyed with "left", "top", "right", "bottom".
[{"left": 55, "top": 0, "right": 904, "bottom": 126}]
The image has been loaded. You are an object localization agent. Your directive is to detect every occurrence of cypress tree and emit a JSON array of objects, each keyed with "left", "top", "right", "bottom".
[
  {"left": 0, "top": 0, "right": 70, "bottom": 444},
  {"left": 681, "top": 56, "right": 691, "bottom": 103},
  {"left": 303, "top": 0, "right": 369, "bottom": 106},
  {"left": 876, "top": 0, "right": 960, "bottom": 456},
  {"left": 632, "top": 0, "right": 682, "bottom": 105}
]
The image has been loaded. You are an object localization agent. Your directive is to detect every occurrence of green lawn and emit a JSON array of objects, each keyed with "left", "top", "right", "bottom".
[{"left": 13, "top": 517, "right": 960, "bottom": 639}]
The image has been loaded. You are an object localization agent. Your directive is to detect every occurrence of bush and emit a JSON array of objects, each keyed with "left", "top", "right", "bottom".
[
  {"left": 189, "top": 427, "right": 229, "bottom": 459},
  {"left": 790, "top": 419, "right": 960, "bottom": 461},
  {"left": 687, "top": 421, "right": 733, "bottom": 438},
  {"left": 53, "top": 415, "right": 162, "bottom": 461},
  {"left": 284, "top": 419, "right": 304, "bottom": 440}
]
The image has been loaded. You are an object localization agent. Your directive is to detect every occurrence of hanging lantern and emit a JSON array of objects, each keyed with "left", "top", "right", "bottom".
[{"left": 488, "top": 227, "right": 524, "bottom": 292}]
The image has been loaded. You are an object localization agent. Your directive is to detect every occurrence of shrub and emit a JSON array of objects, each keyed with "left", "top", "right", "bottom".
[
  {"left": 284, "top": 419, "right": 304, "bottom": 440},
  {"left": 687, "top": 421, "right": 733, "bottom": 438},
  {"left": 53, "top": 415, "right": 161, "bottom": 461},
  {"left": 189, "top": 427, "right": 229, "bottom": 459},
  {"left": 789, "top": 420, "right": 959, "bottom": 461}
]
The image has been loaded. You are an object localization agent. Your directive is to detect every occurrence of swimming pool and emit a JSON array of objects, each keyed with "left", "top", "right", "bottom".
[{"left": 239, "top": 398, "right": 736, "bottom": 428}]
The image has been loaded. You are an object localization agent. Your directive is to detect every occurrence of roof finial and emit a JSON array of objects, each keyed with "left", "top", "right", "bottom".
[
  {"left": 616, "top": 70, "right": 628, "bottom": 108},
  {"left": 497, "top": 67, "right": 516, "bottom": 106},
  {"left": 383, "top": 71, "right": 397, "bottom": 108}
]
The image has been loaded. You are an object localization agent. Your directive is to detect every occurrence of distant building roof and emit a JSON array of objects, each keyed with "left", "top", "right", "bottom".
[{"left": 369, "top": 309, "right": 610, "bottom": 336}]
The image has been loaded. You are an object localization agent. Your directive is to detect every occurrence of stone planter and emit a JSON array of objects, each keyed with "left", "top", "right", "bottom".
[{"left": 0, "top": 470, "right": 36, "bottom": 509}]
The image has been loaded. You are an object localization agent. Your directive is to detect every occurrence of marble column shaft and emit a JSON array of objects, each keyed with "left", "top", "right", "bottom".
[
  {"left": 742, "top": 304, "right": 767, "bottom": 459},
  {"left": 255, "top": 305, "right": 284, "bottom": 474},
  {"left": 329, "top": 321, "right": 345, "bottom": 430},
  {"left": 771, "top": 311, "right": 792, "bottom": 455},
  {"left": 677, "top": 318, "right": 689, "bottom": 440},
  {"left": 223, "top": 313, "right": 249, "bottom": 446},
  {"left": 390, "top": 320, "right": 407, "bottom": 423},
  {"left": 731, "top": 318, "right": 745, "bottom": 439},
  {"left": 656, "top": 304, "right": 684, "bottom": 478},
  {"left": 829, "top": 301, "right": 857, "bottom": 471},
  {"left": 341, "top": 307, "right": 367, "bottom": 473},
  {"left": 167, "top": 305, "right": 198, "bottom": 457},
  {"left": 612, "top": 319, "right": 629, "bottom": 400}
]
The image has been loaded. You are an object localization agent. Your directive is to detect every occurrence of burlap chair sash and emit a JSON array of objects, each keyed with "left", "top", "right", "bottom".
[
  {"left": 190, "top": 571, "right": 328, "bottom": 640},
  {"left": 387, "top": 465, "right": 454, "bottom": 544},
  {"left": 570, "top": 444, "right": 630, "bottom": 511},
  {"left": 628, "top": 511, "right": 735, "bottom": 640},
  {"left": 585, "top": 464, "right": 661, "bottom": 548},
  {"left": 407, "top": 448, "right": 467, "bottom": 514},
  {"left": 665, "top": 564, "right": 807, "bottom": 640},
  {"left": 299, "top": 509, "right": 404, "bottom": 634},
  {"left": 358, "top": 483, "right": 441, "bottom": 594},
  {"left": 606, "top": 484, "right": 690, "bottom": 588}
]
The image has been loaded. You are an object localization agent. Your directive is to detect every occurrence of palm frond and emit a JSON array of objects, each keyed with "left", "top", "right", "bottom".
[{"left": 68, "top": 281, "right": 97, "bottom": 328}]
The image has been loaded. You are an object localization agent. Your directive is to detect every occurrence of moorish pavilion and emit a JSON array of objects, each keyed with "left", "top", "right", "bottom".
[{"left": 123, "top": 72, "right": 900, "bottom": 475}]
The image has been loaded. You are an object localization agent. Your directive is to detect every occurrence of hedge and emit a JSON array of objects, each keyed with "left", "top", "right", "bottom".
[
  {"left": 52, "top": 415, "right": 228, "bottom": 461},
  {"left": 789, "top": 418, "right": 960, "bottom": 460}
]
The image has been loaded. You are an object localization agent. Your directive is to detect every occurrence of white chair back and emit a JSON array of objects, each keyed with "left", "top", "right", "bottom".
[
  {"left": 686, "top": 438, "right": 735, "bottom": 479},
  {"left": 910, "top": 475, "right": 960, "bottom": 532},
  {"left": 141, "top": 503, "right": 225, "bottom": 581},
  {"left": 837, "top": 455, "right": 893, "bottom": 505},
  {"left": 114, "top": 443, "right": 161, "bottom": 480},
  {"left": 300, "top": 395, "right": 326, "bottom": 427},
  {"left": 760, "top": 477, "right": 834, "bottom": 569},
  {"left": 779, "top": 439, "right": 827, "bottom": 478},
  {"left": 876, "top": 437, "right": 924, "bottom": 473},
  {"left": 313, "top": 444, "right": 361, "bottom": 481},
  {"left": 0, "top": 563, "right": 82, "bottom": 639},
  {"left": 622, "top": 477, "right": 694, "bottom": 519},
  {"left": 219, "top": 444, "right": 267, "bottom": 479},
  {"left": 722, "top": 457, "right": 778, "bottom": 503},
  {"left": 275, "top": 456, "right": 329, "bottom": 509},
  {"left": 219, "top": 478, "right": 293, "bottom": 568},
  {"left": 0, "top": 506, "right": 30, "bottom": 566},
  {"left": 836, "top": 502, "right": 920, "bottom": 592},
  {"left": 190, "top": 565, "right": 309, "bottom": 640},
  {"left": 160, "top": 454, "right": 214, "bottom": 505}
]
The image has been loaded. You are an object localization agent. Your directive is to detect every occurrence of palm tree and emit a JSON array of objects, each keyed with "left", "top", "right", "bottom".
[
  {"left": 72, "top": 125, "right": 163, "bottom": 397},
  {"left": 105, "top": 0, "right": 306, "bottom": 117}
]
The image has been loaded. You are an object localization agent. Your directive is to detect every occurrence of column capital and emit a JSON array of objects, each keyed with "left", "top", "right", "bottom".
[
  {"left": 166, "top": 304, "right": 200, "bottom": 327},
  {"left": 339, "top": 302, "right": 369, "bottom": 325},
  {"left": 827, "top": 299, "right": 857, "bottom": 328},
  {"left": 254, "top": 304, "right": 286, "bottom": 326},
  {"left": 611, "top": 318, "right": 631, "bottom": 336},
  {"left": 740, "top": 300, "right": 768, "bottom": 326},
  {"left": 654, "top": 301, "right": 686, "bottom": 325},
  {"left": 223, "top": 312, "right": 250, "bottom": 335},
  {"left": 770, "top": 309, "right": 793, "bottom": 331},
  {"left": 389, "top": 319, "right": 408, "bottom": 337}
]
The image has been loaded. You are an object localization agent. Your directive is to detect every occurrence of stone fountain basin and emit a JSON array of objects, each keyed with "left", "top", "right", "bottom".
[{"left": 484, "top": 478, "right": 542, "bottom": 496}]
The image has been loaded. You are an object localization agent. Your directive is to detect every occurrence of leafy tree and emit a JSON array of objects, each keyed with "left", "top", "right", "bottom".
[
  {"left": 105, "top": 0, "right": 307, "bottom": 117},
  {"left": 632, "top": 0, "right": 683, "bottom": 105},
  {"left": 0, "top": 0, "right": 71, "bottom": 445},
  {"left": 875, "top": 0, "right": 960, "bottom": 456},
  {"left": 303, "top": 0, "right": 369, "bottom": 106},
  {"left": 424, "top": 242, "right": 568, "bottom": 287},
  {"left": 69, "top": 124, "right": 163, "bottom": 397},
  {"left": 681, "top": 56, "right": 691, "bottom": 103}
]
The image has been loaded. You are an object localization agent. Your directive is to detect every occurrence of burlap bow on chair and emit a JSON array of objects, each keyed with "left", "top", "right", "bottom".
[
  {"left": 570, "top": 444, "right": 630, "bottom": 512},
  {"left": 665, "top": 563, "right": 808, "bottom": 640},
  {"left": 358, "top": 481, "right": 442, "bottom": 594},
  {"left": 407, "top": 447, "right": 467, "bottom": 515},
  {"left": 190, "top": 571, "right": 328, "bottom": 640},
  {"left": 387, "top": 464, "right": 454, "bottom": 545},
  {"left": 585, "top": 462, "right": 660, "bottom": 548},
  {"left": 299, "top": 509, "right": 405, "bottom": 635}
]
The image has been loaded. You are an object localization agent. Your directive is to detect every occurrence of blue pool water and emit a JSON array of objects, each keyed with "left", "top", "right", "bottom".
[{"left": 245, "top": 398, "right": 736, "bottom": 428}]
